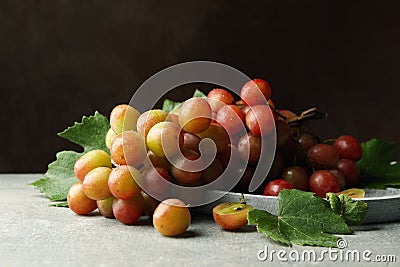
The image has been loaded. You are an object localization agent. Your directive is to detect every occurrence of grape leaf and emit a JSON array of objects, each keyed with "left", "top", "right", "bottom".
[
  {"left": 326, "top": 193, "right": 368, "bottom": 226},
  {"left": 31, "top": 111, "right": 110, "bottom": 202},
  {"left": 357, "top": 139, "right": 400, "bottom": 189},
  {"left": 193, "top": 89, "right": 206, "bottom": 98},
  {"left": 248, "top": 189, "right": 354, "bottom": 247}
]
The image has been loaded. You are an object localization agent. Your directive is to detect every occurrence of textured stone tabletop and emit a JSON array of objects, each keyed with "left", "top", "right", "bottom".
[{"left": 0, "top": 174, "right": 398, "bottom": 267}]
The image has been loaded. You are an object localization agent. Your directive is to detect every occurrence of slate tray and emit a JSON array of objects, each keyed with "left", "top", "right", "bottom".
[{"left": 194, "top": 188, "right": 400, "bottom": 224}]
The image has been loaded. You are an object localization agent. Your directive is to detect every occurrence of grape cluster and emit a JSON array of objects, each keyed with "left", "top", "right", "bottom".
[{"left": 67, "top": 77, "right": 364, "bottom": 233}]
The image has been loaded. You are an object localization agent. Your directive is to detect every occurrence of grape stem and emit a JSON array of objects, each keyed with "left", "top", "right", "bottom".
[
  {"left": 287, "top": 107, "right": 326, "bottom": 126},
  {"left": 240, "top": 193, "right": 246, "bottom": 205}
]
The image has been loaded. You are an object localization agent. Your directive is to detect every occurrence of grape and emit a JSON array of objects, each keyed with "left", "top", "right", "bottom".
[
  {"left": 165, "top": 113, "right": 179, "bottom": 125},
  {"left": 207, "top": 88, "right": 234, "bottom": 112},
  {"left": 140, "top": 167, "right": 171, "bottom": 198},
  {"left": 201, "top": 158, "right": 223, "bottom": 184},
  {"left": 145, "top": 150, "right": 170, "bottom": 171},
  {"left": 281, "top": 166, "right": 309, "bottom": 191},
  {"left": 182, "top": 132, "right": 201, "bottom": 153},
  {"left": 197, "top": 123, "right": 230, "bottom": 154},
  {"left": 240, "top": 79, "right": 271, "bottom": 106},
  {"left": 112, "top": 194, "right": 144, "bottom": 225},
  {"left": 263, "top": 179, "right": 294, "bottom": 196},
  {"left": 153, "top": 199, "right": 191, "bottom": 236},
  {"left": 170, "top": 149, "right": 203, "bottom": 185},
  {"left": 141, "top": 191, "right": 160, "bottom": 217},
  {"left": 237, "top": 133, "right": 261, "bottom": 164},
  {"left": 330, "top": 170, "right": 346, "bottom": 190},
  {"left": 298, "top": 132, "right": 318, "bottom": 153},
  {"left": 179, "top": 97, "right": 212, "bottom": 133},
  {"left": 334, "top": 135, "right": 363, "bottom": 162},
  {"left": 108, "top": 165, "right": 141, "bottom": 200},
  {"left": 105, "top": 128, "right": 117, "bottom": 150},
  {"left": 336, "top": 158, "right": 360, "bottom": 188},
  {"left": 212, "top": 202, "right": 253, "bottom": 230},
  {"left": 215, "top": 105, "right": 245, "bottom": 135},
  {"left": 82, "top": 167, "right": 112, "bottom": 201},
  {"left": 110, "top": 104, "right": 141, "bottom": 134},
  {"left": 74, "top": 149, "right": 112, "bottom": 182},
  {"left": 97, "top": 196, "right": 115, "bottom": 218},
  {"left": 309, "top": 170, "right": 340, "bottom": 197},
  {"left": 245, "top": 105, "right": 275, "bottom": 136},
  {"left": 67, "top": 182, "right": 97, "bottom": 215},
  {"left": 136, "top": 109, "right": 168, "bottom": 138},
  {"left": 110, "top": 130, "right": 147, "bottom": 166},
  {"left": 276, "top": 120, "right": 291, "bottom": 148},
  {"left": 146, "top": 121, "right": 184, "bottom": 158},
  {"left": 307, "top": 144, "right": 339, "bottom": 169}
]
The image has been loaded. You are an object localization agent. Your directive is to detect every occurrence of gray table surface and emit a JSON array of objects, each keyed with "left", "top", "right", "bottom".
[{"left": 0, "top": 174, "right": 399, "bottom": 267}]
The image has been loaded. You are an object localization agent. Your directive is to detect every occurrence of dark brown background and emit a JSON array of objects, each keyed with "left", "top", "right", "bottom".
[{"left": 1, "top": 1, "right": 399, "bottom": 173}]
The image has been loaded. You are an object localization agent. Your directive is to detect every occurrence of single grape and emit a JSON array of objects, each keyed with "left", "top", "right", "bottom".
[
  {"left": 74, "top": 149, "right": 112, "bottom": 182},
  {"left": 334, "top": 135, "right": 363, "bottom": 162},
  {"left": 110, "top": 104, "right": 141, "bottom": 134},
  {"left": 179, "top": 97, "right": 212, "bottom": 134},
  {"left": 170, "top": 149, "right": 203, "bottom": 185},
  {"left": 245, "top": 105, "right": 275, "bottom": 136},
  {"left": 197, "top": 123, "right": 230, "bottom": 154},
  {"left": 309, "top": 170, "right": 340, "bottom": 197},
  {"left": 110, "top": 130, "right": 147, "bottom": 166},
  {"left": 281, "top": 166, "right": 309, "bottom": 191},
  {"left": 240, "top": 79, "right": 271, "bottom": 106},
  {"left": 146, "top": 121, "right": 184, "bottom": 158},
  {"left": 82, "top": 166, "right": 113, "bottom": 201},
  {"left": 307, "top": 144, "right": 339, "bottom": 169},
  {"left": 97, "top": 196, "right": 115, "bottom": 218},
  {"left": 105, "top": 128, "right": 117, "bottom": 150},
  {"left": 136, "top": 109, "right": 168, "bottom": 139},
  {"left": 216, "top": 105, "right": 245, "bottom": 135},
  {"left": 182, "top": 132, "right": 201, "bottom": 153},
  {"left": 153, "top": 199, "right": 191, "bottom": 236},
  {"left": 67, "top": 182, "right": 97, "bottom": 215},
  {"left": 112, "top": 194, "right": 144, "bottom": 225},
  {"left": 263, "top": 179, "right": 295, "bottom": 196},
  {"left": 336, "top": 158, "right": 360, "bottom": 188},
  {"left": 108, "top": 165, "right": 141, "bottom": 200},
  {"left": 207, "top": 88, "right": 234, "bottom": 112},
  {"left": 298, "top": 132, "right": 318, "bottom": 153},
  {"left": 212, "top": 202, "right": 253, "bottom": 230},
  {"left": 237, "top": 133, "right": 261, "bottom": 164}
]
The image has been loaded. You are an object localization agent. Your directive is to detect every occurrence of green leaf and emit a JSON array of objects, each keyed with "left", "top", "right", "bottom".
[
  {"left": 50, "top": 201, "right": 69, "bottom": 207},
  {"left": 248, "top": 189, "right": 352, "bottom": 247},
  {"left": 327, "top": 193, "right": 368, "bottom": 226},
  {"left": 31, "top": 111, "right": 110, "bottom": 203},
  {"left": 248, "top": 209, "right": 291, "bottom": 246},
  {"left": 357, "top": 139, "right": 400, "bottom": 189},
  {"left": 58, "top": 111, "right": 110, "bottom": 153},
  {"left": 193, "top": 89, "right": 206, "bottom": 98},
  {"left": 162, "top": 99, "right": 181, "bottom": 113}
]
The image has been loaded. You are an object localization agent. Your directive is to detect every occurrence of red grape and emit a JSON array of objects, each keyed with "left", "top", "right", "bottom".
[
  {"left": 281, "top": 166, "right": 309, "bottom": 191},
  {"left": 112, "top": 194, "right": 144, "bottom": 225},
  {"left": 207, "top": 88, "right": 234, "bottom": 112},
  {"left": 309, "top": 170, "right": 340, "bottom": 197},
  {"left": 245, "top": 105, "right": 275, "bottom": 136},
  {"left": 179, "top": 97, "right": 212, "bottom": 134},
  {"left": 263, "top": 179, "right": 294, "bottom": 196},
  {"left": 307, "top": 144, "right": 339, "bottom": 169},
  {"left": 237, "top": 133, "right": 261, "bottom": 164},
  {"left": 298, "top": 133, "right": 318, "bottom": 153},
  {"left": 216, "top": 104, "right": 245, "bottom": 135},
  {"left": 240, "top": 79, "right": 271, "bottom": 106},
  {"left": 336, "top": 158, "right": 360, "bottom": 188},
  {"left": 334, "top": 135, "right": 363, "bottom": 162}
]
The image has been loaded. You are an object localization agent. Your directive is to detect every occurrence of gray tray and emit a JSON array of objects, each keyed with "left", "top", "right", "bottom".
[{"left": 195, "top": 188, "right": 400, "bottom": 224}]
